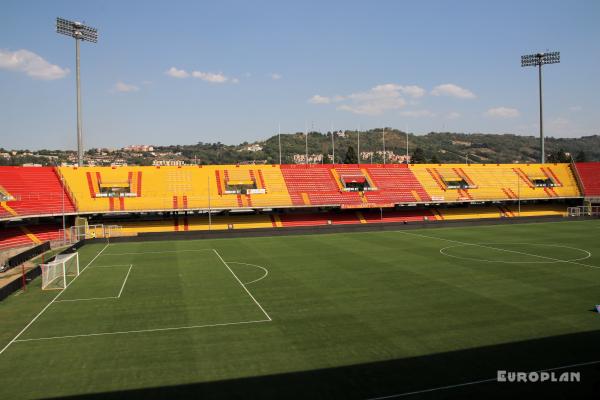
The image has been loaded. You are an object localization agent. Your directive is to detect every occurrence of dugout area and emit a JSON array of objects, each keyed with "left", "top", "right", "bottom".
[{"left": 0, "top": 220, "right": 599, "bottom": 399}]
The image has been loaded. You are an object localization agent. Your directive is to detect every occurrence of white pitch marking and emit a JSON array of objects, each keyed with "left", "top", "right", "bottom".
[
  {"left": 226, "top": 261, "right": 269, "bottom": 285},
  {"left": 213, "top": 249, "right": 272, "bottom": 321},
  {"left": 398, "top": 231, "right": 600, "bottom": 270},
  {"left": 88, "top": 264, "right": 132, "bottom": 268},
  {"left": 55, "top": 296, "right": 118, "bottom": 303},
  {"left": 366, "top": 359, "right": 600, "bottom": 399},
  {"left": 14, "top": 319, "right": 271, "bottom": 342},
  {"left": 101, "top": 249, "right": 214, "bottom": 256},
  {"left": 439, "top": 243, "right": 591, "bottom": 264},
  {"left": 0, "top": 243, "right": 110, "bottom": 356},
  {"left": 117, "top": 265, "right": 133, "bottom": 298}
]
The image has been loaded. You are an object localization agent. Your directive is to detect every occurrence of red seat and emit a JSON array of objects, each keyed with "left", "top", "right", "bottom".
[
  {"left": 575, "top": 163, "right": 600, "bottom": 196},
  {"left": 0, "top": 167, "right": 75, "bottom": 218}
]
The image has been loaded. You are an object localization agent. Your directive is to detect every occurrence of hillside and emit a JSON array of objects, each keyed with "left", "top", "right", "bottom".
[
  {"left": 157, "top": 130, "right": 600, "bottom": 165},
  {"left": 2, "top": 131, "right": 598, "bottom": 166}
]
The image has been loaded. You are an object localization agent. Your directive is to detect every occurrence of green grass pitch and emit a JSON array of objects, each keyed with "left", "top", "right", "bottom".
[{"left": 1, "top": 220, "right": 599, "bottom": 399}]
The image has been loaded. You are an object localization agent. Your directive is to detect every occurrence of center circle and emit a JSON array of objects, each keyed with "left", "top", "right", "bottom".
[{"left": 439, "top": 243, "right": 591, "bottom": 264}]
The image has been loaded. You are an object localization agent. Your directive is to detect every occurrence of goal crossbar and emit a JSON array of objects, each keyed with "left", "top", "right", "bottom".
[{"left": 40, "top": 252, "right": 79, "bottom": 290}]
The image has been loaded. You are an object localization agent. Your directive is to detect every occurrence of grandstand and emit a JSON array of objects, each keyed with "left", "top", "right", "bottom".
[{"left": 0, "top": 162, "right": 596, "bottom": 248}]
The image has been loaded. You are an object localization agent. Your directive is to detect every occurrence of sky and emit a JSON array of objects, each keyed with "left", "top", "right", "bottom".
[{"left": 1, "top": 0, "right": 599, "bottom": 150}]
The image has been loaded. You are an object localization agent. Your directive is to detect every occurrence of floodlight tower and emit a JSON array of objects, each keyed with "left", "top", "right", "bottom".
[
  {"left": 56, "top": 17, "right": 98, "bottom": 166},
  {"left": 521, "top": 51, "right": 560, "bottom": 163}
]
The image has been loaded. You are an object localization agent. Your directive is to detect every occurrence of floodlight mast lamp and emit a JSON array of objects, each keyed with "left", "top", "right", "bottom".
[
  {"left": 521, "top": 51, "right": 560, "bottom": 163},
  {"left": 56, "top": 17, "right": 98, "bottom": 167}
]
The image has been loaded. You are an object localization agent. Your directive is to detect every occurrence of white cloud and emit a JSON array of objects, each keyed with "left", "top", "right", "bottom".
[
  {"left": 270, "top": 73, "right": 282, "bottom": 80},
  {"left": 398, "top": 85, "right": 426, "bottom": 98},
  {"left": 308, "top": 95, "right": 331, "bottom": 104},
  {"left": 399, "top": 110, "right": 435, "bottom": 118},
  {"left": 167, "top": 67, "right": 237, "bottom": 84},
  {"left": 309, "top": 83, "right": 425, "bottom": 116},
  {"left": 191, "top": 70, "right": 230, "bottom": 83},
  {"left": 112, "top": 81, "right": 139, "bottom": 93},
  {"left": 446, "top": 112, "right": 461, "bottom": 119},
  {"left": 165, "top": 67, "right": 189, "bottom": 78},
  {"left": 485, "top": 107, "right": 520, "bottom": 118},
  {"left": 338, "top": 84, "right": 407, "bottom": 115},
  {"left": 0, "top": 48, "right": 69, "bottom": 80},
  {"left": 569, "top": 105, "right": 582, "bottom": 112},
  {"left": 431, "top": 83, "right": 476, "bottom": 99}
]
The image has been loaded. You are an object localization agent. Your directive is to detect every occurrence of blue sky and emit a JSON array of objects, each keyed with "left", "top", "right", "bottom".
[{"left": 1, "top": 0, "right": 599, "bottom": 150}]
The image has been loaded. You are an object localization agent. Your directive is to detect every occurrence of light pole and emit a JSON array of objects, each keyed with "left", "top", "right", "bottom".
[
  {"left": 357, "top": 124, "right": 360, "bottom": 166},
  {"left": 382, "top": 126, "right": 386, "bottom": 164},
  {"left": 304, "top": 121, "right": 308, "bottom": 165},
  {"left": 331, "top": 122, "right": 335, "bottom": 165},
  {"left": 278, "top": 123, "right": 282, "bottom": 164},
  {"left": 405, "top": 130, "right": 409, "bottom": 164},
  {"left": 521, "top": 51, "right": 560, "bottom": 163},
  {"left": 56, "top": 17, "right": 98, "bottom": 167}
]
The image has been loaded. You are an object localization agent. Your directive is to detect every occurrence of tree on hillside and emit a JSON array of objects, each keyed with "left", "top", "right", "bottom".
[
  {"left": 547, "top": 148, "right": 569, "bottom": 163},
  {"left": 430, "top": 154, "right": 440, "bottom": 164},
  {"left": 412, "top": 147, "right": 426, "bottom": 163},
  {"left": 575, "top": 150, "right": 587, "bottom": 162},
  {"left": 344, "top": 146, "right": 358, "bottom": 164}
]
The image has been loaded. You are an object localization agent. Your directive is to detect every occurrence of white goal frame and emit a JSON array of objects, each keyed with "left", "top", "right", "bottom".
[
  {"left": 568, "top": 206, "right": 600, "bottom": 217},
  {"left": 40, "top": 252, "right": 80, "bottom": 290}
]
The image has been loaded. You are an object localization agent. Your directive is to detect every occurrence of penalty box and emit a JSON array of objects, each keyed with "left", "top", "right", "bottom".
[{"left": 18, "top": 248, "right": 270, "bottom": 342}]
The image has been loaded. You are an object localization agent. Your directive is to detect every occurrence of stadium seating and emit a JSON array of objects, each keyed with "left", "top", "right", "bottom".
[
  {"left": 58, "top": 165, "right": 295, "bottom": 213},
  {"left": 0, "top": 164, "right": 583, "bottom": 221},
  {"left": 119, "top": 214, "right": 274, "bottom": 235},
  {"left": 0, "top": 167, "right": 75, "bottom": 218},
  {"left": 0, "top": 224, "right": 63, "bottom": 250},
  {"left": 280, "top": 164, "right": 431, "bottom": 207},
  {"left": 280, "top": 165, "right": 359, "bottom": 206},
  {"left": 361, "top": 208, "right": 438, "bottom": 223},
  {"left": 434, "top": 203, "right": 567, "bottom": 220},
  {"left": 364, "top": 164, "right": 430, "bottom": 203},
  {"left": 575, "top": 162, "right": 600, "bottom": 197},
  {"left": 278, "top": 212, "right": 361, "bottom": 227},
  {"left": 409, "top": 163, "right": 580, "bottom": 202}
]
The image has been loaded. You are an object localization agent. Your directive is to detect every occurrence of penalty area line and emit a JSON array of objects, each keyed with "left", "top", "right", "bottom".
[
  {"left": 0, "top": 243, "right": 110, "bottom": 356},
  {"left": 101, "top": 249, "right": 214, "bottom": 256},
  {"left": 55, "top": 296, "right": 118, "bottom": 303},
  {"left": 213, "top": 249, "right": 272, "bottom": 321},
  {"left": 14, "top": 319, "right": 271, "bottom": 343},
  {"left": 117, "top": 265, "right": 133, "bottom": 298}
]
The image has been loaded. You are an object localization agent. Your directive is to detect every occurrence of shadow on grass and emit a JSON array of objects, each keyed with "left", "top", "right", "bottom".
[{"left": 48, "top": 329, "right": 600, "bottom": 400}]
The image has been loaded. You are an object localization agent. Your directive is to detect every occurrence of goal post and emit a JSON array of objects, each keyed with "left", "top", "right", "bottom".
[{"left": 40, "top": 252, "right": 79, "bottom": 290}]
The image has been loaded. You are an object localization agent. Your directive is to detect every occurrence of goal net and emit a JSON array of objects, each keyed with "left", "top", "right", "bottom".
[{"left": 40, "top": 252, "right": 80, "bottom": 290}]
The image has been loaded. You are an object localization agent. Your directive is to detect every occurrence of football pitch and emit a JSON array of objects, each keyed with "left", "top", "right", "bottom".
[{"left": 1, "top": 220, "right": 599, "bottom": 399}]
